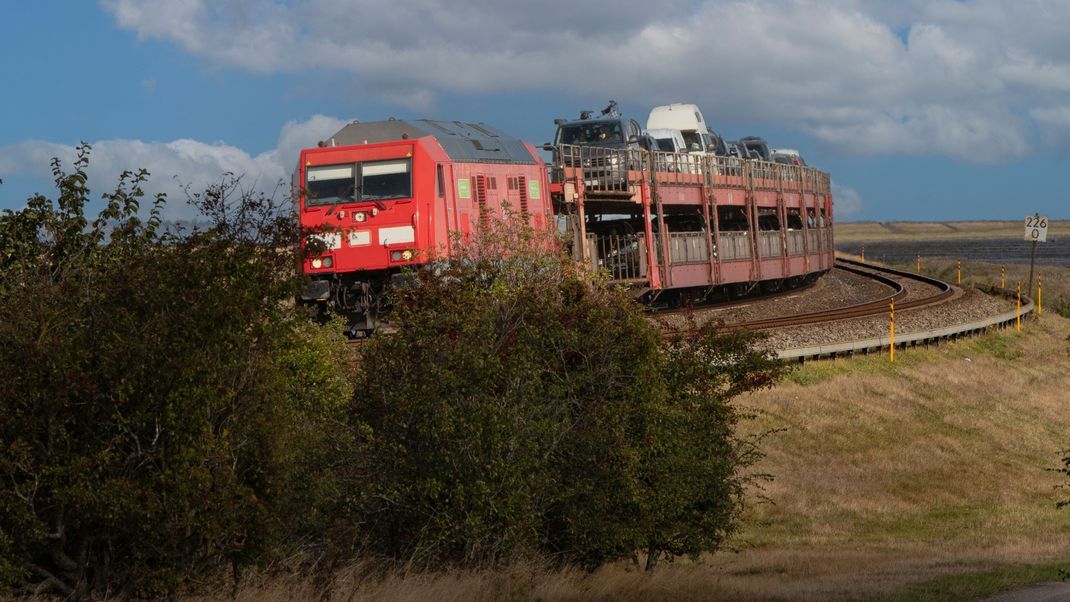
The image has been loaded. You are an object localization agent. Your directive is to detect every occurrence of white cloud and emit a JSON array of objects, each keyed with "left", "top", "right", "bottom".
[
  {"left": 0, "top": 115, "right": 349, "bottom": 219},
  {"left": 100, "top": 0, "right": 1070, "bottom": 162},
  {"left": 1030, "top": 106, "right": 1070, "bottom": 145},
  {"left": 832, "top": 182, "right": 864, "bottom": 219}
]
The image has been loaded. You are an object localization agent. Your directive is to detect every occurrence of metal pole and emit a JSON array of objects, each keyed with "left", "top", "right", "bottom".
[
  {"left": 889, "top": 300, "right": 895, "bottom": 363},
  {"left": 1017, "top": 281, "right": 1021, "bottom": 332},
  {"left": 957, "top": 260, "right": 961, "bottom": 285},
  {"left": 861, "top": 243, "right": 865, "bottom": 263},
  {"left": 1027, "top": 239, "right": 1038, "bottom": 300},
  {"left": 1001, "top": 267, "right": 1005, "bottom": 289},
  {"left": 916, "top": 253, "right": 921, "bottom": 273}
]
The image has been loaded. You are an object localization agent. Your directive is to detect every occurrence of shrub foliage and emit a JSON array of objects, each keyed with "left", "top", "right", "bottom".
[
  {"left": 0, "top": 151, "right": 784, "bottom": 596},
  {"left": 0, "top": 147, "right": 353, "bottom": 597},
  {"left": 347, "top": 216, "right": 785, "bottom": 570}
]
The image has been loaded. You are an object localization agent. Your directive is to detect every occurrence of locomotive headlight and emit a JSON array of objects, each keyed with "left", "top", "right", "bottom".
[
  {"left": 401, "top": 249, "right": 413, "bottom": 261},
  {"left": 390, "top": 250, "right": 402, "bottom": 261},
  {"left": 354, "top": 212, "right": 367, "bottom": 222},
  {"left": 322, "top": 257, "right": 333, "bottom": 268},
  {"left": 311, "top": 258, "right": 323, "bottom": 269}
]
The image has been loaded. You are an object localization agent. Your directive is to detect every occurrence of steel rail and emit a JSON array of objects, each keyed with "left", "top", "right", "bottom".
[
  {"left": 777, "top": 289, "right": 1033, "bottom": 362},
  {"left": 668, "top": 258, "right": 954, "bottom": 334}
]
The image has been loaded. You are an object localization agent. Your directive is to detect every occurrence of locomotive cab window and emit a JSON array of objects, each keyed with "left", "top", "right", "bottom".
[
  {"left": 305, "top": 159, "right": 412, "bottom": 206},
  {"left": 306, "top": 164, "right": 355, "bottom": 205},
  {"left": 361, "top": 159, "right": 412, "bottom": 201}
]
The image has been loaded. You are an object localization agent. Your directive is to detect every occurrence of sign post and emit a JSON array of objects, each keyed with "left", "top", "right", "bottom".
[{"left": 1024, "top": 214, "right": 1048, "bottom": 301}]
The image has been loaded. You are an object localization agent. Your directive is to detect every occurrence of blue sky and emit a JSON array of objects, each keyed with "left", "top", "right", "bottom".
[{"left": 2, "top": 1, "right": 1070, "bottom": 222}]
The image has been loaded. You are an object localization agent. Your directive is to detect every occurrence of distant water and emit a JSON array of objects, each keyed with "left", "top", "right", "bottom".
[{"left": 835, "top": 237, "right": 1070, "bottom": 266}]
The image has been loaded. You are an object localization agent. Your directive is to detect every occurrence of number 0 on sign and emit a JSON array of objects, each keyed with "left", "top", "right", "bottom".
[{"left": 1024, "top": 214, "right": 1048, "bottom": 242}]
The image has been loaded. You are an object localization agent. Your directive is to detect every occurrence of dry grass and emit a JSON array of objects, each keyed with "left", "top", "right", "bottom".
[
  {"left": 212, "top": 560, "right": 755, "bottom": 602},
  {"left": 836, "top": 220, "right": 1070, "bottom": 243},
  {"left": 723, "top": 311, "right": 1070, "bottom": 599},
  {"left": 209, "top": 286, "right": 1070, "bottom": 601}
]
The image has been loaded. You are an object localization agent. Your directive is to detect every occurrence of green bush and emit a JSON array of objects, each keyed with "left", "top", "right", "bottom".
[
  {"left": 347, "top": 216, "right": 784, "bottom": 570},
  {"left": 1055, "top": 300, "right": 1070, "bottom": 319},
  {"left": 0, "top": 147, "right": 786, "bottom": 594},
  {"left": 0, "top": 147, "right": 354, "bottom": 597}
]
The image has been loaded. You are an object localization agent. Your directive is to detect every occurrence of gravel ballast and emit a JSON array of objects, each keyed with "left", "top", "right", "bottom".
[{"left": 654, "top": 268, "right": 1018, "bottom": 351}]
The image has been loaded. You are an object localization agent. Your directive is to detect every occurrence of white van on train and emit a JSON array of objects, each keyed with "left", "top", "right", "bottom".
[
  {"left": 646, "top": 127, "right": 703, "bottom": 173},
  {"left": 647, "top": 127, "right": 686, "bottom": 153},
  {"left": 647, "top": 103, "right": 722, "bottom": 154}
]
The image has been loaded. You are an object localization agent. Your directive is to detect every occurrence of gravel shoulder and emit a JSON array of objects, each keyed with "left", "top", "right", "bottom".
[
  {"left": 655, "top": 269, "right": 893, "bottom": 330},
  {"left": 763, "top": 286, "right": 1013, "bottom": 350},
  {"left": 654, "top": 268, "right": 1017, "bottom": 350}
]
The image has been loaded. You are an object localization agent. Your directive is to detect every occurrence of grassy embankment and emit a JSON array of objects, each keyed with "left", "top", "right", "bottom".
[
  {"left": 836, "top": 220, "right": 1070, "bottom": 243},
  {"left": 840, "top": 219, "right": 1070, "bottom": 313},
  {"left": 723, "top": 303, "right": 1070, "bottom": 599},
  {"left": 220, "top": 264, "right": 1070, "bottom": 601}
]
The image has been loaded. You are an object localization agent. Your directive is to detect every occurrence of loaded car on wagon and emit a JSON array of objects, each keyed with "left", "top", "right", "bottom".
[{"left": 546, "top": 101, "right": 656, "bottom": 191}]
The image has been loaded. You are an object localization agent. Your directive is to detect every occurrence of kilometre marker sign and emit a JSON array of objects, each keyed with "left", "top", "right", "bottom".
[
  {"left": 1024, "top": 214, "right": 1048, "bottom": 242},
  {"left": 1024, "top": 213, "right": 1048, "bottom": 301}
]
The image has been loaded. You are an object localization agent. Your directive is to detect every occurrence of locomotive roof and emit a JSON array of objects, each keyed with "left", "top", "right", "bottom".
[{"left": 325, "top": 119, "right": 536, "bottom": 165}]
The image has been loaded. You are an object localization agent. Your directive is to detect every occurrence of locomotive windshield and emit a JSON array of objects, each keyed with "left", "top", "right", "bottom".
[
  {"left": 305, "top": 159, "right": 412, "bottom": 206},
  {"left": 555, "top": 121, "right": 624, "bottom": 146},
  {"left": 360, "top": 159, "right": 411, "bottom": 201},
  {"left": 306, "top": 164, "right": 355, "bottom": 205}
]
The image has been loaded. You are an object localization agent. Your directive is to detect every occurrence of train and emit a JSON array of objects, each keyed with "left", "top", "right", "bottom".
[{"left": 294, "top": 110, "right": 834, "bottom": 334}]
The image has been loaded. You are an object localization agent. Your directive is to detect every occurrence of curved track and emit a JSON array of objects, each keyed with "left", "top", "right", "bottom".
[
  {"left": 348, "top": 259, "right": 958, "bottom": 343},
  {"left": 672, "top": 258, "right": 954, "bottom": 333}
]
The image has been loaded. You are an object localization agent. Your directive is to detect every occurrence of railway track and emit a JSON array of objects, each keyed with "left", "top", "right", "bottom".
[
  {"left": 349, "top": 259, "right": 958, "bottom": 343},
  {"left": 661, "top": 257, "right": 1032, "bottom": 362},
  {"left": 346, "top": 258, "right": 1027, "bottom": 363},
  {"left": 669, "top": 258, "right": 955, "bottom": 333},
  {"left": 749, "top": 257, "right": 953, "bottom": 330}
]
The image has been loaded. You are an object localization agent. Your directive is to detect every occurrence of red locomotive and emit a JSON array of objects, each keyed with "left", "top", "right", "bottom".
[{"left": 294, "top": 119, "right": 553, "bottom": 334}]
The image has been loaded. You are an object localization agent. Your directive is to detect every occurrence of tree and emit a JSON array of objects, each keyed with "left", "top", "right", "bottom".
[
  {"left": 0, "top": 146, "right": 354, "bottom": 597},
  {"left": 345, "top": 216, "right": 653, "bottom": 566},
  {"left": 631, "top": 326, "right": 782, "bottom": 570},
  {"left": 345, "top": 212, "right": 784, "bottom": 570}
]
